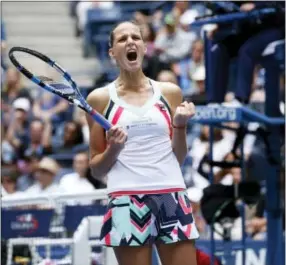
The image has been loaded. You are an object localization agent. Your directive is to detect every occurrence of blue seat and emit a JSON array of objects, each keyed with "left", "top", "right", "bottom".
[
  {"left": 117, "top": 1, "right": 169, "bottom": 14},
  {"left": 72, "top": 143, "right": 89, "bottom": 153},
  {"left": 48, "top": 153, "right": 74, "bottom": 168},
  {"left": 36, "top": 245, "right": 71, "bottom": 260},
  {"left": 83, "top": 8, "right": 122, "bottom": 57}
]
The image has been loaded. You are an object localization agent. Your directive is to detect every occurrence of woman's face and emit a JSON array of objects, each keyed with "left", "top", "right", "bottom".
[{"left": 109, "top": 22, "right": 146, "bottom": 72}]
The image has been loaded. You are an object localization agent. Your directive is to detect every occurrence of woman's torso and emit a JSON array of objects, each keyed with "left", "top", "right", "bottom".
[{"left": 103, "top": 79, "right": 186, "bottom": 195}]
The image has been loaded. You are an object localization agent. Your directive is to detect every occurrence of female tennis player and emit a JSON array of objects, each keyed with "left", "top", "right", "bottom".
[{"left": 86, "top": 21, "right": 199, "bottom": 265}]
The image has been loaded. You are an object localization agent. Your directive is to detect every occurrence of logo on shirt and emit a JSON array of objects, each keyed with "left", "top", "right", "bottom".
[{"left": 126, "top": 117, "right": 156, "bottom": 130}]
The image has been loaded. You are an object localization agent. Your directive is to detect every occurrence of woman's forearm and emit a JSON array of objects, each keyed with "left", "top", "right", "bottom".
[
  {"left": 172, "top": 128, "right": 188, "bottom": 165},
  {"left": 90, "top": 146, "right": 121, "bottom": 179}
]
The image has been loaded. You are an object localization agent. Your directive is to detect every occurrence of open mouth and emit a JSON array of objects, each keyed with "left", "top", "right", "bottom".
[{"left": 126, "top": 51, "right": 137, "bottom": 62}]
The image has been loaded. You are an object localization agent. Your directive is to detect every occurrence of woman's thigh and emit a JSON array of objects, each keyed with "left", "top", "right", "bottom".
[
  {"left": 156, "top": 240, "right": 197, "bottom": 265},
  {"left": 113, "top": 245, "right": 153, "bottom": 265}
]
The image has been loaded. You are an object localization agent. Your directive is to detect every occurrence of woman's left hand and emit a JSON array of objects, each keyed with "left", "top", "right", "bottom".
[{"left": 173, "top": 101, "right": 195, "bottom": 127}]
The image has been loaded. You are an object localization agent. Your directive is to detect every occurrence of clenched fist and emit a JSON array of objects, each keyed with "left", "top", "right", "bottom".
[
  {"left": 106, "top": 125, "right": 128, "bottom": 153},
  {"left": 173, "top": 101, "right": 195, "bottom": 128}
]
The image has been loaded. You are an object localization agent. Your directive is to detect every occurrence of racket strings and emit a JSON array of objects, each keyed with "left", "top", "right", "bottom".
[
  {"left": 36, "top": 75, "right": 55, "bottom": 82},
  {"left": 36, "top": 75, "right": 75, "bottom": 96}
]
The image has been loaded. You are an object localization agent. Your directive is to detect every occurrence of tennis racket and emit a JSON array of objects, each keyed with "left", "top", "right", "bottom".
[{"left": 8, "top": 46, "right": 111, "bottom": 130}]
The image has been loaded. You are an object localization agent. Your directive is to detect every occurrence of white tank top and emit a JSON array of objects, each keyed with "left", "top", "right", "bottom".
[{"left": 103, "top": 80, "right": 186, "bottom": 195}]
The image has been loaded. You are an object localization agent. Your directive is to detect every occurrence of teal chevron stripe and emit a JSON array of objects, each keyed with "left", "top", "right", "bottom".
[
  {"left": 159, "top": 235, "right": 173, "bottom": 243},
  {"left": 130, "top": 210, "right": 151, "bottom": 227},
  {"left": 130, "top": 202, "right": 150, "bottom": 218}
]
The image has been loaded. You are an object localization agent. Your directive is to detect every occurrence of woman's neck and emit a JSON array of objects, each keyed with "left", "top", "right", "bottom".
[{"left": 117, "top": 69, "right": 148, "bottom": 91}]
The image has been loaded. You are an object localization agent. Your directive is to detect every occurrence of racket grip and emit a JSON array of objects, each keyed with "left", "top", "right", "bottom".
[{"left": 91, "top": 110, "right": 112, "bottom": 130}]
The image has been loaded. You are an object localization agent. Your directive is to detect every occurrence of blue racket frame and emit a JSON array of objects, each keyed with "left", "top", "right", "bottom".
[{"left": 9, "top": 46, "right": 111, "bottom": 130}]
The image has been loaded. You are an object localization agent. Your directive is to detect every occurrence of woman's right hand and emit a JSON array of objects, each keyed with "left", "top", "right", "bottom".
[{"left": 106, "top": 125, "right": 128, "bottom": 153}]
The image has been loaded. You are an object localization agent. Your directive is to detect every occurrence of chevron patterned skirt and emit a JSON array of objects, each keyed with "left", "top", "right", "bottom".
[{"left": 100, "top": 190, "right": 199, "bottom": 246}]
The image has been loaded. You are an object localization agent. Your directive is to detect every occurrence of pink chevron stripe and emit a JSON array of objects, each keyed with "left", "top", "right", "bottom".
[
  {"left": 131, "top": 197, "right": 146, "bottom": 208},
  {"left": 105, "top": 233, "right": 111, "bottom": 245},
  {"left": 103, "top": 209, "right": 112, "bottom": 222},
  {"left": 178, "top": 197, "right": 192, "bottom": 215},
  {"left": 131, "top": 218, "right": 151, "bottom": 233},
  {"left": 184, "top": 224, "right": 191, "bottom": 238},
  {"left": 172, "top": 228, "right": 178, "bottom": 235}
]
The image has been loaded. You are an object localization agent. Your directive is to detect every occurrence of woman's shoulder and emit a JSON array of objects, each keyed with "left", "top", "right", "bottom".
[
  {"left": 154, "top": 80, "right": 183, "bottom": 105},
  {"left": 86, "top": 85, "right": 111, "bottom": 113}
]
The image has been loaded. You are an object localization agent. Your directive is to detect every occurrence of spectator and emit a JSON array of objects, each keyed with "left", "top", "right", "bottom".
[
  {"left": 185, "top": 65, "right": 207, "bottom": 105},
  {"left": 179, "top": 9, "right": 199, "bottom": 33},
  {"left": 189, "top": 40, "right": 205, "bottom": 83},
  {"left": 171, "top": 1, "right": 190, "bottom": 25},
  {"left": 206, "top": 1, "right": 284, "bottom": 104},
  {"left": 32, "top": 90, "right": 70, "bottom": 128},
  {"left": 186, "top": 125, "right": 237, "bottom": 189},
  {"left": 133, "top": 11, "right": 149, "bottom": 25},
  {"left": 154, "top": 13, "right": 192, "bottom": 64},
  {"left": 22, "top": 119, "right": 53, "bottom": 157},
  {"left": 52, "top": 121, "right": 84, "bottom": 154},
  {"left": 2, "top": 68, "right": 32, "bottom": 127},
  {"left": 1, "top": 168, "right": 20, "bottom": 196},
  {"left": 25, "top": 157, "right": 61, "bottom": 195},
  {"left": 16, "top": 152, "right": 42, "bottom": 192},
  {"left": 179, "top": 9, "right": 198, "bottom": 45},
  {"left": 59, "top": 152, "right": 95, "bottom": 193},
  {"left": 76, "top": 0, "right": 114, "bottom": 35},
  {"left": 151, "top": 9, "right": 164, "bottom": 32},
  {"left": 3, "top": 98, "right": 31, "bottom": 159},
  {"left": 141, "top": 23, "right": 156, "bottom": 58},
  {"left": 74, "top": 109, "right": 90, "bottom": 144},
  {"left": 157, "top": 70, "right": 178, "bottom": 85},
  {"left": 173, "top": 39, "right": 204, "bottom": 95},
  {"left": 142, "top": 23, "right": 171, "bottom": 80}
]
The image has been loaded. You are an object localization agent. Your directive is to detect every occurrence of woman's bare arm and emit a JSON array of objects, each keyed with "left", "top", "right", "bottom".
[
  {"left": 161, "top": 82, "right": 188, "bottom": 165},
  {"left": 86, "top": 87, "right": 127, "bottom": 179}
]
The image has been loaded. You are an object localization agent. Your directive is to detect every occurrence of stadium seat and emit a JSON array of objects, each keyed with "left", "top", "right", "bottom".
[
  {"left": 83, "top": 8, "right": 123, "bottom": 58},
  {"left": 36, "top": 245, "right": 70, "bottom": 261},
  {"left": 116, "top": 1, "right": 171, "bottom": 15},
  {"left": 72, "top": 143, "right": 89, "bottom": 153},
  {"left": 48, "top": 153, "right": 74, "bottom": 168}
]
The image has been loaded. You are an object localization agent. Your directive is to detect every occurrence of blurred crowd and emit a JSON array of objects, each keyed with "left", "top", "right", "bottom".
[{"left": 1, "top": 1, "right": 285, "bottom": 243}]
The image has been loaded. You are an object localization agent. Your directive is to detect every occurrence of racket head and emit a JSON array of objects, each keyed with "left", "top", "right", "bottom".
[
  {"left": 8, "top": 46, "right": 112, "bottom": 130},
  {"left": 8, "top": 46, "right": 87, "bottom": 109}
]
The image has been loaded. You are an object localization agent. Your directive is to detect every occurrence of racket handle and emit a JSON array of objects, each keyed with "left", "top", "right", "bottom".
[{"left": 90, "top": 110, "right": 112, "bottom": 130}]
